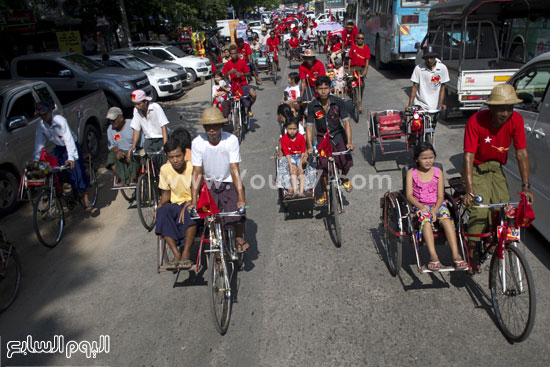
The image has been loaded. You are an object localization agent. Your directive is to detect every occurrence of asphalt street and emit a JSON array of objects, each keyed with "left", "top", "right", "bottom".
[{"left": 1, "top": 55, "right": 549, "bottom": 367}]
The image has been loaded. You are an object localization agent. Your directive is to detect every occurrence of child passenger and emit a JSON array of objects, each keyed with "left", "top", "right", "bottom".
[
  {"left": 281, "top": 72, "right": 301, "bottom": 112},
  {"left": 405, "top": 142, "right": 468, "bottom": 271},
  {"left": 280, "top": 118, "right": 307, "bottom": 199},
  {"left": 211, "top": 70, "right": 231, "bottom": 121}
]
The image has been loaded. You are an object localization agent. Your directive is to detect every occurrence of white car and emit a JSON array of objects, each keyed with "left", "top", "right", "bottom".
[
  {"left": 247, "top": 20, "right": 263, "bottom": 35},
  {"left": 134, "top": 45, "right": 212, "bottom": 83},
  {"left": 306, "top": 11, "right": 316, "bottom": 19},
  {"left": 315, "top": 13, "right": 334, "bottom": 24},
  {"left": 92, "top": 54, "right": 182, "bottom": 100}
]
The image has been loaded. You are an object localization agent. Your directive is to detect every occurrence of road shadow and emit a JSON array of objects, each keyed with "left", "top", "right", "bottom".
[
  {"left": 243, "top": 218, "right": 259, "bottom": 272},
  {"left": 373, "top": 63, "right": 415, "bottom": 80}
]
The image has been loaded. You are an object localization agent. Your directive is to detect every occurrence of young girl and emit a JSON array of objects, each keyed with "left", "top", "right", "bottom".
[
  {"left": 406, "top": 142, "right": 468, "bottom": 271},
  {"left": 211, "top": 70, "right": 231, "bottom": 120},
  {"left": 221, "top": 48, "right": 230, "bottom": 64},
  {"left": 280, "top": 118, "right": 306, "bottom": 199},
  {"left": 326, "top": 63, "right": 335, "bottom": 87},
  {"left": 277, "top": 102, "right": 304, "bottom": 136},
  {"left": 333, "top": 59, "right": 346, "bottom": 98},
  {"left": 281, "top": 72, "right": 301, "bottom": 114}
]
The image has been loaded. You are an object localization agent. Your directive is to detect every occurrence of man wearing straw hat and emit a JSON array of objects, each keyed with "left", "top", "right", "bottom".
[
  {"left": 462, "top": 83, "right": 534, "bottom": 273},
  {"left": 189, "top": 107, "right": 249, "bottom": 253},
  {"left": 299, "top": 49, "right": 326, "bottom": 102}
]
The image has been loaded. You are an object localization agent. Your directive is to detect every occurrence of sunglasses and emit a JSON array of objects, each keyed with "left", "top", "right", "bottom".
[{"left": 357, "top": 37, "right": 364, "bottom": 40}]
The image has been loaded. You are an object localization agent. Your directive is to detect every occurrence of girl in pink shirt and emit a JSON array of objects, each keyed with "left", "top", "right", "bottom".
[{"left": 405, "top": 142, "right": 467, "bottom": 271}]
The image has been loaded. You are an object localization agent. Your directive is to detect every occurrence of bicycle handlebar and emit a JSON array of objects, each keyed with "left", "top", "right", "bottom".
[
  {"left": 189, "top": 206, "right": 247, "bottom": 220},
  {"left": 132, "top": 149, "right": 164, "bottom": 157},
  {"left": 52, "top": 164, "right": 71, "bottom": 172}
]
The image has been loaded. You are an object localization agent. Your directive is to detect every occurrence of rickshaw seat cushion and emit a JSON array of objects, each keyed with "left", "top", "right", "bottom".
[{"left": 377, "top": 114, "right": 402, "bottom": 126}]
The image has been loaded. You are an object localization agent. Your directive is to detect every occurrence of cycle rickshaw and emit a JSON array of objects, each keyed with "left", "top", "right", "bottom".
[
  {"left": 367, "top": 107, "right": 439, "bottom": 166},
  {"left": 381, "top": 171, "right": 536, "bottom": 343}
]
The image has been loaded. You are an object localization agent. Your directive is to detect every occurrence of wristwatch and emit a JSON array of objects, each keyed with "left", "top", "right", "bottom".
[{"left": 522, "top": 183, "right": 531, "bottom": 189}]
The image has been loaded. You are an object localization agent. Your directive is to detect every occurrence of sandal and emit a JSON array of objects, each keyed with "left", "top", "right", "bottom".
[
  {"left": 316, "top": 197, "right": 328, "bottom": 206},
  {"left": 468, "top": 263, "right": 482, "bottom": 275},
  {"left": 85, "top": 201, "right": 94, "bottom": 213},
  {"left": 165, "top": 260, "right": 179, "bottom": 271},
  {"left": 178, "top": 259, "right": 193, "bottom": 270},
  {"left": 428, "top": 261, "right": 441, "bottom": 271},
  {"left": 453, "top": 259, "right": 468, "bottom": 270},
  {"left": 236, "top": 241, "right": 249, "bottom": 253},
  {"left": 342, "top": 179, "right": 352, "bottom": 193}
]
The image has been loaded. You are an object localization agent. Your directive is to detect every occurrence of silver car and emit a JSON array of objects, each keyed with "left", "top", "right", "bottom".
[{"left": 505, "top": 51, "right": 550, "bottom": 242}]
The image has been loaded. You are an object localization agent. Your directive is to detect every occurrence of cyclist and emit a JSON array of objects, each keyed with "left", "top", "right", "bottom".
[
  {"left": 222, "top": 44, "right": 257, "bottom": 117},
  {"left": 105, "top": 107, "right": 140, "bottom": 186},
  {"left": 156, "top": 135, "right": 197, "bottom": 271},
  {"left": 128, "top": 89, "right": 169, "bottom": 171},
  {"left": 288, "top": 31, "right": 300, "bottom": 60},
  {"left": 33, "top": 101, "right": 92, "bottom": 211},
  {"left": 298, "top": 23, "right": 313, "bottom": 43},
  {"left": 463, "top": 84, "right": 534, "bottom": 273},
  {"left": 265, "top": 29, "right": 281, "bottom": 72},
  {"left": 342, "top": 21, "right": 358, "bottom": 50},
  {"left": 406, "top": 45, "right": 449, "bottom": 112},
  {"left": 189, "top": 107, "right": 249, "bottom": 253},
  {"left": 259, "top": 27, "right": 269, "bottom": 54},
  {"left": 348, "top": 32, "right": 370, "bottom": 111},
  {"left": 299, "top": 49, "right": 326, "bottom": 102},
  {"left": 236, "top": 37, "right": 262, "bottom": 86},
  {"left": 305, "top": 75, "right": 354, "bottom": 205}
]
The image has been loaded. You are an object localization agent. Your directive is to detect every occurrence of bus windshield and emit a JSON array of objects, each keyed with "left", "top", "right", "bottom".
[{"left": 402, "top": 0, "right": 439, "bottom": 7}]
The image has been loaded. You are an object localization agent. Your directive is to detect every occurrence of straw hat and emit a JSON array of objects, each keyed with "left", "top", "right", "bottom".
[
  {"left": 197, "top": 106, "right": 227, "bottom": 125},
  {"left": 485, "top": 84, "right": 523, "bottom": 105},
  {"left": 301, "top": 49, "right": 316, "bottom": 57}
]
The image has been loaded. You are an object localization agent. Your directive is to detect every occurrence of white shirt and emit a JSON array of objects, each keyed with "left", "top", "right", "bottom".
[
  {"left": 410, "top": 59, "right": 450, "bottom": 110},
  {"left": 130, "top": 102, "right": 169, "bottom": 139},
  {"left": 33, "top": 114, "right": 79, "bottom": 161},
  {"left": 298, "top": 29, "right": 313, "bottom": 41},
  {"left": 259, "top": 34, "right": 268, "bottom": 46},
  {"left": 191, "top": 132, "right": 241, "bottom": 183},
  {"left": 284, "top": 85, "right": 301, "bottom": 101}
]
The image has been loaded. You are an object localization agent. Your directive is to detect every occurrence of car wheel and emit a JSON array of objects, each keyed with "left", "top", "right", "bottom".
[
  {"left": 187, "top": 68, "right": 197, "bottom": 83},
  {"left": 0, "top": 171, "right": 19, "bottom": 216},
  {"left": 83, "top": 124, "right": 101, "bottom": 158},
  {"left": 151, "top": 87, "right": 159, "bottom": 102}
]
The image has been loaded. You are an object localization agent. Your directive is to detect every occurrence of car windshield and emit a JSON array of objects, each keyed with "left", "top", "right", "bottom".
[
  {"left": 166, "top": 46, "right": 186, "bottom": 58},
  {"left": 118, "top": 57, "right": 152, "bottom": 71},
  {"left": 132, "top": 51, "right": 162, "bottom": 63},
  {"left": 61, "top": 54, "right": 104, "bottom": 72}
]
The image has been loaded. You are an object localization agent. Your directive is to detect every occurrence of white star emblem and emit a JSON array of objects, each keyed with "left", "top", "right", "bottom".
[{"left": 484, "top": 136, "right": 492, "bottom": 143}]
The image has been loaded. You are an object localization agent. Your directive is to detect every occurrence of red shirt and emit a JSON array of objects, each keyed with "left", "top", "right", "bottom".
[
  {"left": 266, "top": 36, "right": 280, "bottom": 53},
  {"left": 289, "top": 37, "right": 300, "bottom": 48},
  {"left": 330, "top": 41, "right": 342, "bottom": 52},
  {"left": 238, "top": 43, "right": 252, "bottom": 60},
  {"left": 350, "top": 44, "right": 371, "bottom": 66},
  {"left": 222, "top": 58, "right": 250, "bottom": 86},
  {"left": 342, "top": 26, "right": 358, "bottom": 47},
  {"left": 299, "top": 60, "right": 326, "bottom": 87},
  {"left": 281, "top": 133, "right": 306, "bottom": 155},
  {"left": 464, "top": 110, "right": 527, "bottom": 165}
]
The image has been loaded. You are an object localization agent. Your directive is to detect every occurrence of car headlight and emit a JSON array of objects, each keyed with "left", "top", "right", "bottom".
[
  {"left": 157, "top": 78, "right": 170, "bottom": 84},
  {"left": 118, "top": 81, "right": 135, "bottom": 89}
]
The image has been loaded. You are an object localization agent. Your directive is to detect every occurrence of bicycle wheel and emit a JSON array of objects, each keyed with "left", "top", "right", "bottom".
[
  {"left": 0, "top": 246, "right": 21, "bottom": 313},
  {"left": 383, "top": 195, "right": 402, "bottom": 276},
  {"left": 86, "top": 159, "right": 98, "bottom": 207},
  {"left": 120, "top": 187, "right": 136, "bottom": 202},
  {"left": 489, "top": 242, "right": 536, "bottom": 342},
  {"left": 330, "top": 180, "right": 342, "bottom": 246},
  {"left": 272, "top": 59, "right": 278, "bottom": 85},
  {"left": 233, "top": 106, "right": 242, "bottom": 144},
  {"left": 33, "top": 190, "right": 64, "bottom": 248},
  {"left": 369, "top": 138, "right": 377, "bottom": 166},
  {"left": 353, "top": 87, "right": 360, "bottom": 123},
  {"left": 240, "top": 107, "right": 248, "bottom": 141},
  {"left": 208, "top": 250, "right": 232, "bottom": 335},
  {"left": 136, "top": 174, "right": 158, "bottom": 231}
]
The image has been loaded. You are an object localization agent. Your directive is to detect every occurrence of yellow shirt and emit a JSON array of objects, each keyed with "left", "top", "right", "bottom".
[{"left": 158, "top": 161, "right": 192, "bottom": 204}]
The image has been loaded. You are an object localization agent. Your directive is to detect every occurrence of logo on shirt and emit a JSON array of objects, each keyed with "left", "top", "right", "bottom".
[
  {"left": 114, "top": 134, "right": 121, "bottom": 141},
  {"left": 485, "top": 136, "right": 509, "bottom": 153},
  {"left": 315, "top": 110, "right": 324, "bottom": 119},
  {"left": 430, "top": 75, "right": 441, "bottom": 84}
]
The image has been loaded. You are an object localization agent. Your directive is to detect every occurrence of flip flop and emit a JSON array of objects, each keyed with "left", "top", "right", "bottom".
[
  {"left": 165, "top": 261, "right": 178, "bottom": 271},
  {"left": 428, "top": 261, "right": 441, "bottom": 272},
  {"left": 453, "top": 259, "right": 468, "bottom": 270},
  {"left": 178, "top": 260, "right": 193, "bottom": 270},
  {"left": 236, "top": 241, "right": 249, "bottom": 253},
  {"left": 316, "top": 197, "right": 327, "bottom": 206},
  {"left": 342, "top": 180, "right": 352, "bottom": 193}
]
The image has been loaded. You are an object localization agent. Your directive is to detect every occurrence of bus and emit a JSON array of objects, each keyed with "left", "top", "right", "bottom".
[
  {"left": 501, "top": 16, "right": 550, "bottom": 62},
  {"left": 358, "top": 0, "right": 439, "bottom": 68}
]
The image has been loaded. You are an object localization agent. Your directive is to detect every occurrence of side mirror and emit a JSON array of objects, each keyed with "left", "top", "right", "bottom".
[
  {"left": 58, "top": 69, "right": 73, "bottom": 77},
  {"left": 7, "top": 115, "right": 28, "bottom": 130},
  {"left": 414, "top": 42, "right": 420, "bottom": 50},
  {"left": 517, "top": 92, "right": 534, "bottom": 105}
]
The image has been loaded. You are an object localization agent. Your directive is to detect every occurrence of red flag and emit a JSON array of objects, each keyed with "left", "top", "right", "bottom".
[
  {"left": 317, "top": 131, "right": 332, "bottom": 158},
  {"left": 196, "top": 182, "right": 220, "bottom": 219},
  {"left": 231, "top": 82, "right": 243, "bottom": 100},
  {"left": 353, "top": 69, "right": 363, "bottom": 87},
  {"left": 40, "top": 148, "right": 58, "bottom": 167},
  {"left": 516, "top": 192, "right": 535, "bottom": 227}
]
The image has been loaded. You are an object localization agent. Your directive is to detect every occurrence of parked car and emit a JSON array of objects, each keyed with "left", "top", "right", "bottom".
[
  {"left": 0, "top": 80, "right": 108, "bottom": 215},
  {"left": 91, "top": 54, "right": 182, "bottom": 100},
  {"left": 133, "top": 45, "right": 212, "bottom": 83},
  {"left": 11, "top": 52, "right": 152, "bottom": 110},
  {"left": 247, "top": 20, "right": 263, "bottom": 35},
  {"left": 504, "top": 51, "right": 550, "bottom": 243},
  {"left": 110, "top": 49, "right": 192, "bottom": 85}
]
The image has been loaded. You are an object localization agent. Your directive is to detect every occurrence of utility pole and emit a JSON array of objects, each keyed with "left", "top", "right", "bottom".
[{"left": 118, "top": 0, "right": 132, "bottom": 47}]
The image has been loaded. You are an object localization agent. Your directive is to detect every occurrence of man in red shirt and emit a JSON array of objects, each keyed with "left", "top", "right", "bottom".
[
  {"left": 342, "top": 22, "right": 358, "bottom": 49},
  {"left": 265, "top": 29, "right": 281, "bottom": 71},
  {"left": 348, "top": 32, "right": 370, "bottom": 111},
  {"left": 299, "top": 49, "right": 326, "bottom": 101},
  {"left": 222, "top": 44, "right": 257, "bottom": 116},
  {"left": 236, "top": 37, "right": 262, "bottom": 85},
  {"left": 463, "top": 84, "right": 534, "bottom": 272}
]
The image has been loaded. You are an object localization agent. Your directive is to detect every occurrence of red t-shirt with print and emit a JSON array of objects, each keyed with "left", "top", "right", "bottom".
[
  {"left": 299, "top": 60, "right": 326, "bottom": 87},
  {"left": 222, "top": 58, "right": 250, "bottom": 86},
  {"left": 281, "top": 133, "right": 306, "bottom": 155},
  {"left": 238, "top": 43, "right": 252, "bottom": 60},
  {"left": 350, "top": 44, "right": 371, "bottom": 66},
  {"left": 463, "top": 109, "right": 527, "bottom": 165}
]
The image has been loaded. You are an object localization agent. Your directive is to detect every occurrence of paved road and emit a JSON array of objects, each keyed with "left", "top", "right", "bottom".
[{"left": 1, "top": 55, "right": 549, "bottom": 366}]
